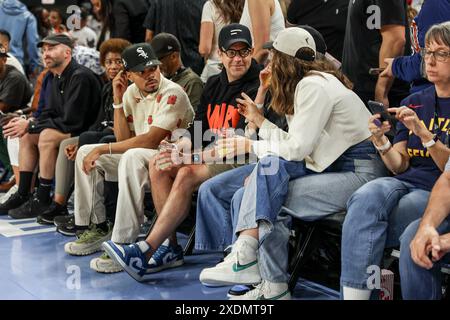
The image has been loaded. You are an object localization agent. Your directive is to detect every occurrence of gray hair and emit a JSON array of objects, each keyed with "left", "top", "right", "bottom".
[{"left": 425, "top": 21, "right": 450, "bottom": 47}]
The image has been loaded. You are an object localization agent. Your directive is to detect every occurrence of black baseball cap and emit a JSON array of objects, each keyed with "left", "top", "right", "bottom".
[
  {"left": 0, "top": 45, "right": 9, "bottom": 58},
  {"left": 219, "top": 23, "right": 252, "bottom": 51},
  {"left": 151, "top": 33, "right": 181, "bottom": 59},
  {"left": 38, "top": 34, "right": 74, "bottom": 49},
  {"left": 121, "top": 43, "right": 161, "bottom": 72}
]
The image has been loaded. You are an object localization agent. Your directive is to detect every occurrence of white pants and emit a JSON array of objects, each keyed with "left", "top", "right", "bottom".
[{"left": 74, "top": 144, "right": 158, "bottom": 243}]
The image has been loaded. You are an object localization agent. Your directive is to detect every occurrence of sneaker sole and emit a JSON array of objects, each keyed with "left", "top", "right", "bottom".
[
  {"left": 146, "top": 259, "right": 184, "bottom": 274},
  {"left": 56, "top": 227, "right": 76, "bottom": 237},
  {"left": 65, "top": 235, "right": 111, "bottom": 256},
  {"left": 90, "top": 259, "right": 123, "bottom": 273},
  {"left": 36, "top": 217, "right": 54, "bottom": 225},
  {"left": 199, "top": 269, "right": 261, "bottom": 287},
  {"left": 65, "top": 245, "right": 103, "bottom": 256}
]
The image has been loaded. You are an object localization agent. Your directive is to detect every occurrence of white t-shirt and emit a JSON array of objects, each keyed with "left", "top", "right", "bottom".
[
  {"left": 445, "top": 156, "right": 450, "bottom": 172},
  {"left": 70, "top": 26, "right": 98, "bottom": 48},
  {"left": 239, "top": 0, "right": 285, "bottom": 42},
  {"left": 122, "top": 75, "right": 195, "bottom": 136},
  {"left": 201, "top": 0, "right": 226, "bottom": 62},
  {"left": 6, "top": 54, "right": 25, "bottom": 75}
]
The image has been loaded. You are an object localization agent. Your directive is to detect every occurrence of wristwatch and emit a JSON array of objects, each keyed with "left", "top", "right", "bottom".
[
  {"left": 191, "top": 153, "right": 202, "bottom": 164},
  {"left": 422, "top": 134, "right": 438, "bottom": 148},
  {"left": 28, "top": 119, "right": 37, "bottom": 132}
]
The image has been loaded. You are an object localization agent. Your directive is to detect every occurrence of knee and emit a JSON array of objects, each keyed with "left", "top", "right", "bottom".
[
  {"left": 120, "top": 149, "right": 148, "bottom": 170},
  {"left": 76, "top": 145, "right": 93, "bottom": 163},
  {"left": 38, "top": 129, "right": 61, "bottom": 149},
  {"left": 198, "top": 176, "right": 218, "bottom": 198},
  {"left": 399, "top": 220, "right": 420, "bottom": 252},
  {"left": 173, "top": 166, "right": 196, "bottom": 190}
]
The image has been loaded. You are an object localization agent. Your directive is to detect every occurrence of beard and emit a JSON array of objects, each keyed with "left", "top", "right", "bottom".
[{"left": 46, "top": 58, "right": 64, "bottom": 69}]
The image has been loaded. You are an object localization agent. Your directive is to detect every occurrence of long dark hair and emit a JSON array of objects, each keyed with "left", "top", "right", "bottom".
[
  {"left": 97, "top": 0, "right": 114, "bottom": 50},
  {"left": 212, "top": 0, "right": 245, "bottom": 23},
  {"left": 31, "top": 6, "right": 49, "bottom": 38},
  {"left": 270, "top": 49, "right": 353, "bottom": 115}
]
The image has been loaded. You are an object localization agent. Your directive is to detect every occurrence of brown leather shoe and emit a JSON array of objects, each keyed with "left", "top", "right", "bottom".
[{"left": 0, "top": 177, "right": 16, "bottom": 192}]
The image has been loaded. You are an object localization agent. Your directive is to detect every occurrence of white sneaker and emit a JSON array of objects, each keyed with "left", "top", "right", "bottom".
[
  {"left": 229, "top": 280, "right": 291, "bottom": 300},
  {"left": 90, "top": 252, "right": 123, "bottom": 273},
  {"left": 0, "top": 184, "right": 18, "bottom": 204},
  {"left": 64, "top": 226, "right": 112, "bottom": 256},
  {"left": 200, "top": 239, "right": 261, "bottom": 286}
]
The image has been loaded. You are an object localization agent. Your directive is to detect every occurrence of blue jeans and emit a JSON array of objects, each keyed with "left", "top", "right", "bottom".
[
  {"left": 235, "top": 141, "right": 388, "bottom": 282},
  {"left": 340, "top": 177, "right": 430, "bottom": 289},
  {"left": 195, "top": 164, "right": 256, "bottom": 251},
  {"left": 399, "top": 217, "right": 450, "bottom": 300}
]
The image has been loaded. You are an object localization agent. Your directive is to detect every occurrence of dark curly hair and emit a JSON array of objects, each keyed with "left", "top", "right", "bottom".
[{"left": 99, "top": 38, "right": 132, "bottom": 66}]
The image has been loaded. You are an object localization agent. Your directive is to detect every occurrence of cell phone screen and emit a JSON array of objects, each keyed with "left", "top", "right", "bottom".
[
  {"left": 367, "top": 100, "right": 395, "bottom": 123},
  {"left": 368, "top": 68, "right": 385, "bottom": 75}
]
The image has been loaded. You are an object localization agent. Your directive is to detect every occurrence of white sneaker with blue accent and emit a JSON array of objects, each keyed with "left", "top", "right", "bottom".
[{"left": 229, "top": 280, "right": 291, "bottom": 300}]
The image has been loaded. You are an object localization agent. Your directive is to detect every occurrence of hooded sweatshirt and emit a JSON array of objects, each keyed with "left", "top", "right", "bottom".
[
  {"left": 392, "top": 0, "right": 450, "bottom": 93},
  {"left": 188, "top": 59, "right": 261, "bottom": 149},
  {"left": 0, "top": 0, "right": 40, "bottom": 71}
]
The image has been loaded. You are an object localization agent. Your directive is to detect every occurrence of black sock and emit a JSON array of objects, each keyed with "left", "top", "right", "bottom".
[
  {"left": 75, "top": 225, "right": 89, "bottom": 232},
  {"left": 96, "top": 221, "right": 109, "bottom": 232},
  {"left": 18, "top": 171, "right": 33, "bottom": 196},
  {"left": 37, "top": 178, "right": 53, "bottom": 204}
]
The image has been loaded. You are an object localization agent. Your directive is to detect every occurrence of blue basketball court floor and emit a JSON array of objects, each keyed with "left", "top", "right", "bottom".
[{"left": 0, "top": 215, "right": 339, "bottom": 300}]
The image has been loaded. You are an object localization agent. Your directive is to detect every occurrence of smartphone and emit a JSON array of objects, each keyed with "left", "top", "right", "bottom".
[
  {"left": 368, "top": 67, "right": 385, "bottom": 76},
  {"left": 367, "top": 100, "right": 396, "bottom": 124}
]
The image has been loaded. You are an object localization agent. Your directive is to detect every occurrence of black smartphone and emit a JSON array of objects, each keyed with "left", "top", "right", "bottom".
[
  {"left": 367, "top": 100, "right": 396, "bottom": 123},
  {"left": 368, "top": 67, "right": 385, "bottom": 75}
]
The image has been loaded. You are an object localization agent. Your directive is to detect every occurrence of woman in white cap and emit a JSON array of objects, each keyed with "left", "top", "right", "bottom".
[{"left": 198, "top": 27, "right": 387, "bottom": 299}]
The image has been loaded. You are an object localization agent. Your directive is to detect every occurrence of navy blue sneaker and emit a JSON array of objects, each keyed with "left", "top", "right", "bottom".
[
  {"left": 147, "top": 239, "right": 184, "bottom": 273},
  {"left": 102, "top": 240, "right": 152, "bottom": 282},
  {"left": 102, "top": 239, "right": 184, "bottom": 282}
]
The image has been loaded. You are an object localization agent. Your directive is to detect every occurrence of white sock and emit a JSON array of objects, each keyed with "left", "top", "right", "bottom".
[
  {"left": 343, "top": 286, "right": 371, "bottom": 300},
  {"left": 137, "top": 241, "right": 151, "bottom": 254}
]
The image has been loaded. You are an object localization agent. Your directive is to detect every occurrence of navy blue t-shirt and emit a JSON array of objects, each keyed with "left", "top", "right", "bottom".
[{"left": 393, "top": 93, "right": 450, "bottom": 191}]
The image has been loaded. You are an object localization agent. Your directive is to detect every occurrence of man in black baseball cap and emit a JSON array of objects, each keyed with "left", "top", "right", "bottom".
[
  {"left": 37, "top": 34, "right": 75, "bottom": 49},
  {"left": 121, "top": 42, "right": 161, "bottom": 73},
  {"left": 218, "top": 23, "right": 253, "bottom": 52},
  {"left": 217, "top": 23, "right": 255, "bottom": 83},
  {"left": 151, "top": 33, "right": 203, "bottom": 109}
]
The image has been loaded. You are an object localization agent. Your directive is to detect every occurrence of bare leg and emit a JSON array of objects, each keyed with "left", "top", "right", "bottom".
[
  {"left": 145, "top": 164, "right": 211, "bottom": 259},
  {"left": 37, "top": 129, "right": 70, "bottom": 180}
]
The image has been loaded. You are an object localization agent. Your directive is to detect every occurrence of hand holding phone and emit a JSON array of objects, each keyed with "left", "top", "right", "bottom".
[
  {"left": 369, "top": 67, "right": 386, "bottom": 76},
  {"left": 367, "top": 101, "right": 396, "bottom": 127}
]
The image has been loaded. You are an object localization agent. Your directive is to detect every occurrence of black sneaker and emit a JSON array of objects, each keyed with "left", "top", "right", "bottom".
[
  {"left": 37, "top": 202, "right": 69, "bottom": 225},
  {"left": 8, "top": 196, "right": 51, "bottom": 219},
  {"left": 56, "top": 217, "right": 79, "bottom": 237},
  {"left": 0, "top": 192, "right": 30, "bottom": 215},
  {"left": 54, "top": 214, "right": 73, "bottom": 228}
]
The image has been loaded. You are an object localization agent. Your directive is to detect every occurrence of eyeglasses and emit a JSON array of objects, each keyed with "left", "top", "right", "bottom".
[
  {"left": 222, "top": 48, "right": 251, "bottom": 59},
  {"left": 420, "top": 48, "right": 450, "bottom": 62},
  {"left": 104, "top": 59, "right": 123, "bottom": 66}
]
